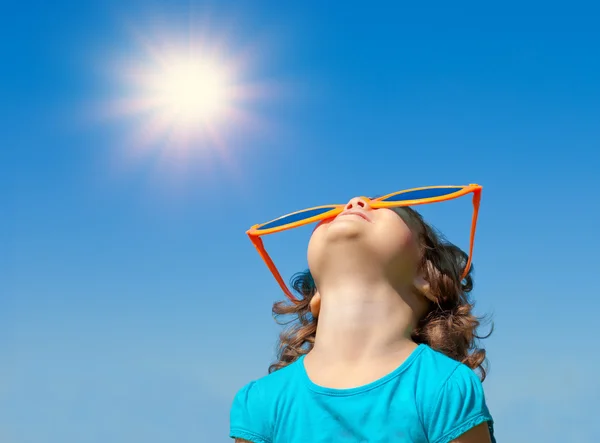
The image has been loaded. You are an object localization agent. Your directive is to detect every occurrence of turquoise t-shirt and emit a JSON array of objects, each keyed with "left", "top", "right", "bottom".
[{"left": 230, "top": 344, "right": 495, "bottom": 443}]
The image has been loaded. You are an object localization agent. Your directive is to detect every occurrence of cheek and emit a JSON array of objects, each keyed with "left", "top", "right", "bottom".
[
  {"left": 382, "top": 229, "right": 414, "bottom": 257},
  {"left": 307, "top": 223, "right": 327, "bottom": 267},
  {"left": 399, "top": 226, "right": 417, "bottom": 251},
  {"left": 311, "top": 219, "right": 328, "bottom": 233},
  {"left": 376, "top": 215, "right": 419, "bottom": 267}
]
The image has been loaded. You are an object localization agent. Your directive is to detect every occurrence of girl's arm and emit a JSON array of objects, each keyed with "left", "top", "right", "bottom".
[{"left": 451, "top": 422, "right": 492, "bottom": 443}]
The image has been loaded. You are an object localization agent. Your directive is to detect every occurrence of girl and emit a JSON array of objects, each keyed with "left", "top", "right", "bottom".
[{"left": 230, "top": 195, "right": 495, "bottom": 443}]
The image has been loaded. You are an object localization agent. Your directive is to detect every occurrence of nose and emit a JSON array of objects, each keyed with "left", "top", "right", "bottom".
[{"left": 345, "top": 196, "right": 372, "bottom": 211}]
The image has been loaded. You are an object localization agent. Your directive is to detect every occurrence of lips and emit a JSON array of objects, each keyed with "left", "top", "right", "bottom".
[{"left": 338, "top": 211, "right": 372, "bottom": 222}]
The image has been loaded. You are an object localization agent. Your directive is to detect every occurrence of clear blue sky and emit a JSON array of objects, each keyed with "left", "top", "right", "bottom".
[{"left": 2, "top": 1, "right": 599, "bottom": 442}]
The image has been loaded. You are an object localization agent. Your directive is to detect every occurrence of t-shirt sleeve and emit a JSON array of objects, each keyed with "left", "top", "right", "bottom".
[
  {"left": 229, "top": 381, "right": 271, "bottom": 443},
  {"left": 426, "top": 364, "right": 494, "bottom": 443}
]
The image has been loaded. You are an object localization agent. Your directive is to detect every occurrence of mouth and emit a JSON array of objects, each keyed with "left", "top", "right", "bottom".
[{"left": 338, "top": 211, "right": 372, "bottom": 222}]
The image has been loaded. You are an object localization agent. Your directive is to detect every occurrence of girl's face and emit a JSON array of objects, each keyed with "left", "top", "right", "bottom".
[{"left": 307, "top": 197, "right": 422, "bottom": 288}]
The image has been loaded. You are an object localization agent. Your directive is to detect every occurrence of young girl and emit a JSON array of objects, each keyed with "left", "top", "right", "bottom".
[{"left": 230, "top": 196, "right": 495, "bottom": 443}]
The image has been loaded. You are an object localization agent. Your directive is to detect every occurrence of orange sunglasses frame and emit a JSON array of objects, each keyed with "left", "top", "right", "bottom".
[{"left": 247, "top": 184, "right": 482, "bottom": 302}]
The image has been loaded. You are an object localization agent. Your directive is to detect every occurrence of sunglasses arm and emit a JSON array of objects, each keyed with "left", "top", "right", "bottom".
[
  {"left": 461, "top": 188, "right": 481, "bottom": 280},
  {"left": 248, "top": 234, "right": 299, "bottom": 302}
]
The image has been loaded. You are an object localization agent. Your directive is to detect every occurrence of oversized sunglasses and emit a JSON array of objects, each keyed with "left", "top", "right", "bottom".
[{"left": 247, "top": 184, "right": 482, "bottom": 302}]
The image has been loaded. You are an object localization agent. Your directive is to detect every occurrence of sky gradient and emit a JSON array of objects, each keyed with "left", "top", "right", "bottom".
[{"left": 2, "top": 1, "right": 600, "bottom": 442}]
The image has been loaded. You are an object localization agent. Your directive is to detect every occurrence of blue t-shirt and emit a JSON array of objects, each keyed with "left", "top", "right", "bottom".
[{"left": 230, "top": 344, "right": 495, "bottom": 443}]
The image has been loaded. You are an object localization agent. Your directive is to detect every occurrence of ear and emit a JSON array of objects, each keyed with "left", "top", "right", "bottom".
[
  {"left": 412, "top": 275, "right": 437, "bottom": 303},
  {"left": 309, "top": 291, "right": 321, "bottom": 318}
]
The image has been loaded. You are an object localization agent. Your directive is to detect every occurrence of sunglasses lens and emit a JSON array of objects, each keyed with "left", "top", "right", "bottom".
[
  {"left": 257, "top": 206, "right": 339, "bottom": 231},
  {"left": 381, "top": 187, "right": 464, "bottom": 202}
]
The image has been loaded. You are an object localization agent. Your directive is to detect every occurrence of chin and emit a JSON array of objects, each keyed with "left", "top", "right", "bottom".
[
  {"left": 307, "top": 220, "right": 371, "bottom": 271},
  {"left": 323, "top": 219, "right": 365, "bottom": 240}
]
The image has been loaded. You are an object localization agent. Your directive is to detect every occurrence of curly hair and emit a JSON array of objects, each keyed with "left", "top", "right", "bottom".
[{"left": 269, "top": 207, "right": 492, "bottom": 380}]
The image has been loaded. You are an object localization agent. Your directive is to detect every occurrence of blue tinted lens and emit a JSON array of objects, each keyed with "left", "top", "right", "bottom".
[
  {"left": 257, "top": 206, "right": 338, "bottom": 230},
  {"left": 381, "top": 187, "right": 463, "bottom": 202}
]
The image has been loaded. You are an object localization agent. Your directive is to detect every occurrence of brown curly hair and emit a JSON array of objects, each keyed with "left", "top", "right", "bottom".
[{"left": 269, "top": 206, "right": 492, "bottom": 380}]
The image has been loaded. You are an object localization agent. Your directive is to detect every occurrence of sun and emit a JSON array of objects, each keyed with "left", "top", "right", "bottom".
[
  {"left": 102, "top": 26, "right": 269, "bottom": 163},
  {"left": 142, "top": 54, "right": 233, "bottom": 128}
]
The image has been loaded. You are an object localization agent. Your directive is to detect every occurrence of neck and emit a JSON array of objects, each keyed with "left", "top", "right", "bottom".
[{"left": 309, "top": 281, "right": 419, "bottom": 365}]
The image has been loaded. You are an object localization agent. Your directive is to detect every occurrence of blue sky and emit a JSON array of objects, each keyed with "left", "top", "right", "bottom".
[{"left": 2, "top": 1, "right": 600, "bottom": 442}]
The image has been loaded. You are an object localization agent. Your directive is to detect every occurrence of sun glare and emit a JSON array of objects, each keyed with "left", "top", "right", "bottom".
[
  {"left": 102, "top": 25, "right": 271, "bottom": 164},
  {"left": 146, "top": 56, "right": 233, "bottom": 127}
]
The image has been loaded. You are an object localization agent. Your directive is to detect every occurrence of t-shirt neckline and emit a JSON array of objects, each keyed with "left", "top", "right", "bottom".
[{"left": 298, "top": 343, "right": 426, "bottom": 396}]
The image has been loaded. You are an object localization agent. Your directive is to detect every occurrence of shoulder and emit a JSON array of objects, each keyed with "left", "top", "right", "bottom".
[
  {"left": 413, "top": 345, "right": 473, "bottom": 400},
  {"left": 230, "top": 362, "right": 301, "bottom": 443},
  {"left": 416, "top": 346, "right": 494, "bottom": 443},
  {"left": 231, "top": 363, "right": 297, "bottom": 410},
  {"left": 417, "top": 345, "right": 468, "bottom": 378}
]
